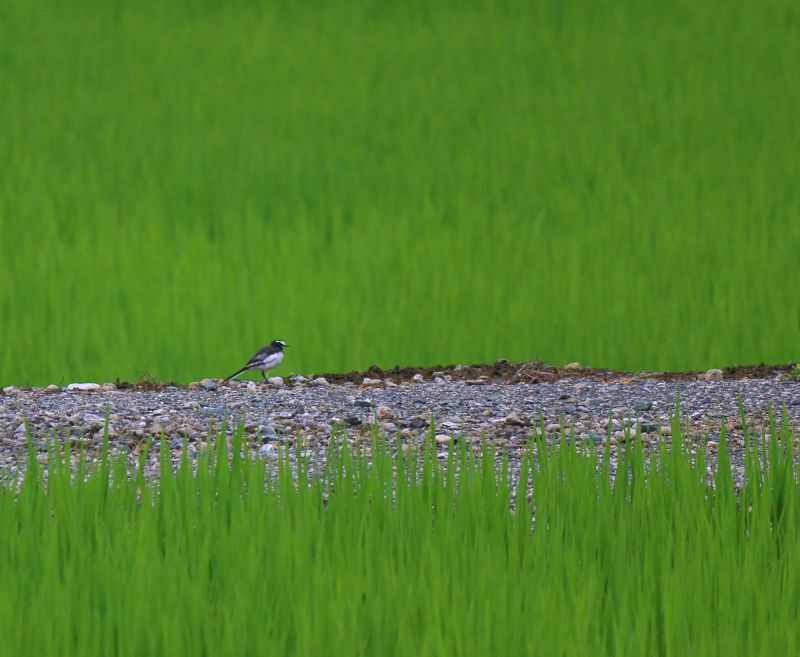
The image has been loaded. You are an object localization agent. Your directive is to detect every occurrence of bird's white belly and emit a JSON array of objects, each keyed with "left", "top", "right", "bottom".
[{"left": 257, "top": 352, "right": 284, "bottom": 371}]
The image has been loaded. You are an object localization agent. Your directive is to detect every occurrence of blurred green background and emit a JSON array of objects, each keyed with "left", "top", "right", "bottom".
[{"left": 1, "top": 0, "right": 798, "bottom": 385}]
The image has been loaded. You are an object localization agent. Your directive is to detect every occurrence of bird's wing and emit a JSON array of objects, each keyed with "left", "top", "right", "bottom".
[{"left": 247, "top": 344, "right": 278, "bottom": 366}]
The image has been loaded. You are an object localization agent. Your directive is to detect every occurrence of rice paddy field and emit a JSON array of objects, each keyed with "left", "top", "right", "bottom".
[
  {"left": 2, "top": 2, "right": 799, "bottom": 655},
  {"left": 0, "top": 420, "right": 796, "bottom": 656},
  {"left": 1, "top": 0, "right": 798, "bottom": 386}
]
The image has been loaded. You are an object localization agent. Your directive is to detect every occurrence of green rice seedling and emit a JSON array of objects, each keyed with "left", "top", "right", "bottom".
[{"left": 0, "top": 417, "right": 796, "bottom": 655}]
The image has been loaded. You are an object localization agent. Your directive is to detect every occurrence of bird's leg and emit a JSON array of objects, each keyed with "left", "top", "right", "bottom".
[{"left": 261, "top": 371, "right": 267, "bottom": 382}]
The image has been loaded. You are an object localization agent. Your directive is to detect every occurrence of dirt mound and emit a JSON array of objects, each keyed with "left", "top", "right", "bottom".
[{"left": 309, "top": 360, "right": 796, "bottom": 386}]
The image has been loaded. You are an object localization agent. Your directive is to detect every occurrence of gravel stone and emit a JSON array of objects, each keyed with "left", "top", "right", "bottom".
[
  {"left": 66, "top": 383, "right": 100, "bottom": 392},
  {"left": 0, "top": 372, "right": 797, "bottom": 489},
  {"left": 376, "top": 406, "right": 394, "bottom": 420}
]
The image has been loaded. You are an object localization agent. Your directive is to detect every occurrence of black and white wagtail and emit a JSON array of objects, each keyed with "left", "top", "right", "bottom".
[{"left": 224, "top": 339, "right": 289, "bottom": 382}]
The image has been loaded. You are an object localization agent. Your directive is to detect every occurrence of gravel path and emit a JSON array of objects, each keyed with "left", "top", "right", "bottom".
[{"left": 2, "top": 363, "right": 799, "bottom": 486}]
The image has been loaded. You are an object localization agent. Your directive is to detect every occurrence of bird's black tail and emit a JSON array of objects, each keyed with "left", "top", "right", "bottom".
[{"left": 223, "top": 366, "right": 250, "bottom": 382}]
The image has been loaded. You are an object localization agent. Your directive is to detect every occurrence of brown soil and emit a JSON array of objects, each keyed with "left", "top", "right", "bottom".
[
  {"left": 103, "top": 361, "right": 796, "bottom": 391},
  {"left": 309, "top": 361, "right": 797, "bottom": 385}
]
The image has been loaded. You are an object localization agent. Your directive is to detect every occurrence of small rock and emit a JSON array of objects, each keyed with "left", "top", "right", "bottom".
[
  {"left": 362, "top": 377, "right": 381, "bottom": 386},
  {"left": 434, "top": 376, "right": 446, "bottom": 385},
  {"left": 311, "top": 377, "right": 329, "bottom": 386},
  {"left": 100, "top": 383, "right": 117, "bottom": 391},
  {"left": 46, "top": 384, "right": 60, "bottom": 392},
  {"left": 563, "top": 404, "right": 578, "bottom": 414},
  {"left": 585, "top": 432, "right": 605, "bottom": 444},
  {"left": 707, "top": 440, "right": 719, "bottom": 450},
  {"left": 3, "top": 386, "right": 20, "bottom": 394},
  {"left": 632, "top": 400, "right": 653, "bottom": 412},
  {"left": 36, "top": 453, "right": 48, "bottom": 464},
  {"left": 268, "top": 376, "right": 284, "bottom": 386},
  {"left": 66, "top": 383, "right": 100, "bottom": 392},
  {"left": 564, "top": 362, "right": 581, "bottom": 370},
  {"left": 200, "top": 379, "right": 219, "bottom": 391},
  {"left": 354, "top": 398, "right": 372, "bottom": 408},
  {"left": 259, "top": 444, "right": 277, "bottom": 458},
  {"left": 412, "top": 374, "right": 424, "bottom": 382},
  {"left": 201, "top": 405, "right": 226, "bottom": 418},
  {"left": 435, "top": 434, "right": 452, "bottom": 445},
  {"left": 259, "top": 425, "right": 279, "bottom": 442},
  {"left": 376, "top": 406, "right": 394, "bottom": 420},
  {"left": 640, "top": 423, "right": 658, "bottom": 434},
  {"left": 703, "top": 368, "right": 724, "bottom": 381},
  {"left": 504, "top": 412, "right": 526, "bottom": 427},
  {"left": 410, "top": 415, "right": 427, "bottom": 428},
  {"left": 246, "top": 381, "right": 258, "bottom": 392},
  {"left": 345, "top": 415, "right": 362, "bottom": 427},
  {"left": 546, "top": 423, "right": 561, "bottom": 433},
  {"left": 84, "top": 413, "right": 105, "bottom": 427}
]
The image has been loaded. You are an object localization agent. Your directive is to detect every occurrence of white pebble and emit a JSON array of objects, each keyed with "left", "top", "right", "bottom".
[
  {"left": 259, "top": 444, "right": 277, "bottom": 458},
  {"left": 66, "top": 383, "right": 100, "bottom": 392},
  {"left": 268, "top": 376, "right": 284, "bottom": 386}
]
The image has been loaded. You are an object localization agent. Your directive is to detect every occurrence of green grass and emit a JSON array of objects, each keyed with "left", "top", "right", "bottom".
[
  {"left": 1, "top": 0, "right": 799, "bottom": 385},
  {"left": 0, "top": 418, "right": 797, "bottom": 656}
]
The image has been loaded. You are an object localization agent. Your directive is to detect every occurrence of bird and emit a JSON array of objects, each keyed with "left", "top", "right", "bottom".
[{"left": 224, "top": 339, "right": 289, "bottom": 382}]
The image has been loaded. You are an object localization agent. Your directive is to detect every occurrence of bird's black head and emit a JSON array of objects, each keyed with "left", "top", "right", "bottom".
[{"left": 272, "top": 339, "right": 289, "bottom": 350}]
